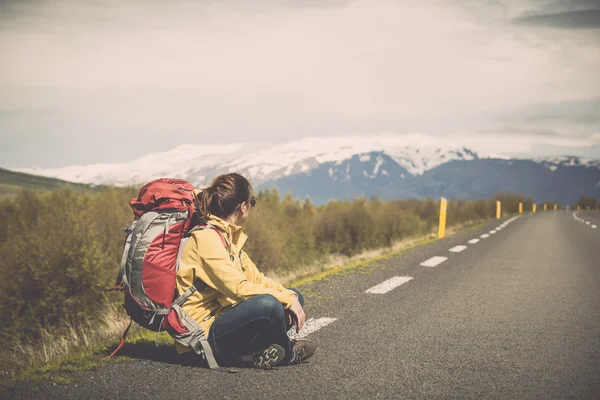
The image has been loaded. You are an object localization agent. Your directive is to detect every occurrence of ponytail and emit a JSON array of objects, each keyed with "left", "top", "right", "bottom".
[
  {"left": 195, "top": 173, "right": 253, "bottom": 219},
  {"left": 195, "top": 186, "right": 214, "bottom": 218}
]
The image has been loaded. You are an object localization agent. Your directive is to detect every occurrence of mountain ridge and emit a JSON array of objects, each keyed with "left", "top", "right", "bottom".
[
  {"left": 14, "top": 135, "right": 488, "bottom": 186},
  {"left": 10, "top": 135, "right": 600, "bottom": 205}
]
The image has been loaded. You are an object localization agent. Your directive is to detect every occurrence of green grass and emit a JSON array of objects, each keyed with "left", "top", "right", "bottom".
[
  {"left": 0, "top": 167, "right": 102, "bottom": 199},
  {"left": 0, "top": 328, "right": 173, "bottom": 393},
  {"left": 2, "top": 346, "right": 108, "bottom": 391}
]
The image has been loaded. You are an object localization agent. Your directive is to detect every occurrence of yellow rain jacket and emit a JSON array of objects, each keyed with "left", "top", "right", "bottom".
[{"left": 175, "top": 214, "right": 297, "bottom": 353}]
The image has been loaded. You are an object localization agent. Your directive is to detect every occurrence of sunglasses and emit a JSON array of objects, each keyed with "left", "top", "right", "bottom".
[{"left": 236, "top": 196, "right": 257, "bottom": 212}]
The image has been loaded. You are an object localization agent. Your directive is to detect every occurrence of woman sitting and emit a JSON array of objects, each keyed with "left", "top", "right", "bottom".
[{"left": 176, "top": 172, "right": 317, "bottom": 368}]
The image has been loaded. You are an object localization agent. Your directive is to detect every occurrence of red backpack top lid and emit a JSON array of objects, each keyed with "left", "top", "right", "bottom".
[{"left": 129, "top": 178, "right": 195, "bottom": 219}]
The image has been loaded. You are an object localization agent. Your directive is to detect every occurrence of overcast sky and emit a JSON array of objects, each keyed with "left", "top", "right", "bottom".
[{"left": 1, "top": 0, "right": 599, "bottom": 168}]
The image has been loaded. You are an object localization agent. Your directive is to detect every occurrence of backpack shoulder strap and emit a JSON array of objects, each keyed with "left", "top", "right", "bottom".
[
  {"left": 186, "top": 223, "right": 227, "bottom": 248},
  {"left": 176, "top": 223, "right": 228, "bottom": 273},
  {"left": 209, "top": 226, "right": 227, "bottom": 248}
]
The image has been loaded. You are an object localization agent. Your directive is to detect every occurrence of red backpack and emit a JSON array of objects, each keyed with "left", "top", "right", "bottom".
[{"left": 109, "top": 178, "right": 223, "bottom": 369}]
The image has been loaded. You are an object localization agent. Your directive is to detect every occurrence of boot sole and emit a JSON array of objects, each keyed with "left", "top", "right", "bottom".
[{"left": 252, "top": 344, "right": 286, "bottom": 369}]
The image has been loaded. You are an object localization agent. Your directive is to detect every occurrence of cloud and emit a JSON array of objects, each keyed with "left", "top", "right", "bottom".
[
  {"left": 524, "top": 0, "right": 600, "bottom": 14},
  {"left": 476, "top": 97, "right": 600, "bottom": 152},
  {"left": 514, "top": 10, "right": 600, "bottom": 29},
  {"left": 0, "top": 107, "right": 59, "bottom": 117},
  {"left": 512, "top": 0, "right": 600, "bottom": 29},
  {"left": 458, "top": 0, "right": 509, "bottom": 19},
  {"left": 0, "top": 0, "right": 599, "bottom": 167},
  {"left": 517, "top": 97, "right": 600, "bottom": 127},
  {"left": 524, "top": 113, "right": 600, "bottom": 125}
]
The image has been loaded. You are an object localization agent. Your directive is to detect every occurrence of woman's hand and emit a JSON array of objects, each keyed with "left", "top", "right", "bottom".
[{"left": 289, "top": 296, "right": 305, "bottom": 333}]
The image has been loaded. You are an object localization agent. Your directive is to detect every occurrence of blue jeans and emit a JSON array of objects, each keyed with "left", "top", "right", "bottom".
[{"left": 207, "top": 288, "right": 304, "bottom": 366}]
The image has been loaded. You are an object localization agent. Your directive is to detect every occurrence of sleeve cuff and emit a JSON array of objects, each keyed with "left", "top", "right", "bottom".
[{"left": 284, "top": 292, "right": 298, "bottom": 309}]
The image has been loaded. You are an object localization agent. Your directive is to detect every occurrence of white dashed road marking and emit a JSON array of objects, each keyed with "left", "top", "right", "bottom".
[
  {"left": 417, "top": 216, "right": 523, "bottom": 273},
  {"left": 365, "top": 276, "right": 414, "bottom": 294},
  {"left": 449, "top": 245, "right": 467, "bottom": 253},
  {"left": 572, "top": 212, "right": 598, "bottom": 229},
  {"left": 288, "top": 317, "right": 338, "bottom": 340},
  {"left": 420, "top": 256, "right": 448, "bottom": 267}
]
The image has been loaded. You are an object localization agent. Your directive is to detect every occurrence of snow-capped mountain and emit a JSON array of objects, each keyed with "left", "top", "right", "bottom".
[
  {"left": 532, "top": 155, "right": 600, "bottom": 172},
  {"left": 19, "top": 143, "right": 251, "bottom": 187},
  {"left": 219, "top": 136, "right": 478, "bottom": 183},
  {"left": 13, "top": 134, "right": 600, "bottom": 205},
  {"left": 260, "top": 153, "right": 600, "bottom": 205},
  {"left": 257, "top": 151, "right": 417, "bottom": 204},
  {"left": 17, "top": 135, "right": 479, "bottom": 187}
]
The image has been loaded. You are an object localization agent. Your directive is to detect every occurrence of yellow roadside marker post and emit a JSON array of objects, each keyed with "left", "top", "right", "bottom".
[
  {"left": 438, "top": 197, "right": 447, "bottom": 239},
  {"left": 577, "top": 205, "right": 580, "bottom": 212},
  {"left": 533, "top": 204, "right": 537, "bottom": 213},
  {"left": 544, "top": 204, "right": 547, "bottom": 211},
  {"left": 588, "top": 206, "right": 591, "bottom": 211},
  {"left": 554, "top": 204, "right": 557, "bottom": 212},
  {"left": 496, "top": 201, "right": 501, "bottom": 219},
  {"left": 519, "top": 202, "right": 523, "bottom": 214}
]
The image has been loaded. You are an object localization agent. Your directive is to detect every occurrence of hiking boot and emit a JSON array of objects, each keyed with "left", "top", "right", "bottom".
[
  {"left": 288, "top": 338, "right": 317, "bottom": 365},
  {"left": 252, "top": 344, "right": 286, "bottom": 369}
]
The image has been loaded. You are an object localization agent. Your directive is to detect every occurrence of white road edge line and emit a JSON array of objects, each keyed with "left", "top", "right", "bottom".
[
  {"left": 468, "top": 239, "right": 480, "bottom": 244},
  {"left": 490, "top": 230, "right": 497, "bottom": 234},
  {"left": 481, "top": 233, "right": 490, "bottom": 238},
  {"left": 586, "top": 221, "right": 590, "bottom": 225},
  {"left": 449, "top": 245, "right": 467, "bottom": 253},
  {"left": 592, "top": 225, "right": 597, "bottom": 229},
  {"left": 365, "top": 276, "right": 414, "bottom": 294},
  {"left": 420, "top": 256, "right": 448, "bottom": 267},
  {"left": 288, "top": 317, "right": 338, "bottom": 340}
]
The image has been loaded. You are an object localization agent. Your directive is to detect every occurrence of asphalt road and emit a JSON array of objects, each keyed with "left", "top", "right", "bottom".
[
  {"left": 576, "top": 209, "right": 600, "bottom": 227},
  {"left": 6, "top": 212, "right": 600, "bottom": 400}
]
